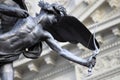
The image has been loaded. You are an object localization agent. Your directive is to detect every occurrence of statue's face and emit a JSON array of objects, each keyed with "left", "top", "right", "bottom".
[{"left": 52, "top": 3, "right": 67, "bottom": 16}]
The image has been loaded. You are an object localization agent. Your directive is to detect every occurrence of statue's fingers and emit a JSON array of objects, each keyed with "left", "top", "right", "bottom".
[
  {"left": 23, "top": 11, "right": 29, "bottom": 17},
  {"left": 91, "top": 57, "right": 96, "bottom": 67},
  {"left": 19, "top": 11, "right": 29, "bottom": 18}
]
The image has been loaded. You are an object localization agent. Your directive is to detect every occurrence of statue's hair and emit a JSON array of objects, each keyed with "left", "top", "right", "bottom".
[
  {"left": 38, "top": 1, "right": 67, "bottom": 16},
  {"left": 51, "top": 3, "right": 67, "bottom": 16}
]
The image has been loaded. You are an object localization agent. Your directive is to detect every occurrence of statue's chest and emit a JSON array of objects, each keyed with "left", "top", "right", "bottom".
[{"left": 19, "top": 17, "right": 35, "bottom": 31}]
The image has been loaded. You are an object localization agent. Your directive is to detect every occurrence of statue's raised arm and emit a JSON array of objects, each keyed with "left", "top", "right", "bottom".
[{"left": 0, "top": 0, "right": 28, "bottom": 18}]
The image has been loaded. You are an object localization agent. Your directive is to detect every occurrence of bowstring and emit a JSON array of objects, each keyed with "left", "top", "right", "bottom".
[{"left": 87, "top": 22, "right": 100, "bottom": 76}]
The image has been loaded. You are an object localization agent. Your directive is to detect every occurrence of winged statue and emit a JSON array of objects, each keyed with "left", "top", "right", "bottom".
[{"left": 0, "top": 0, "right": 100, "bottom": 80}]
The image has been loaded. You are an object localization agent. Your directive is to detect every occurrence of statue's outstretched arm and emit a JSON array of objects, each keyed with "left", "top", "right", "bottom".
[
  {"left": 44, "top": 31, "right": 95, "bottom": 67},
  {"left": 0, "top": 4, "right": 29, "bottom": 18}
]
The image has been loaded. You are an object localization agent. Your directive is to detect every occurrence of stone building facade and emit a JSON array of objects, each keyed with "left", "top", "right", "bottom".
[{"left": 1, "top": 0, "right": 120, "bottom": 80}]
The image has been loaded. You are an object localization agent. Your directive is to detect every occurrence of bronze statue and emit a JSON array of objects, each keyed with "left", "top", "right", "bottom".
[
  {"left": 0, "top": 0, "right": 100, "bottom": 80},
  {"left": 0, "top": 0, "right": 29, "bottom": 80}
]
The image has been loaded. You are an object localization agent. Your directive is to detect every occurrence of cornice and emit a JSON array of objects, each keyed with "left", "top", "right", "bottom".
[
  {"left": 103, "top": 8, "right": 120, "bottom": 21},
  {"left": 34, "top": 65, "right": 73, "bottom": 80},
  {"left": 89, "top": 14, "right": 120, "bottom": 33},
  {"left": 86, "top": 64, "right": 120, "bottom": 80},
  {"left": 79, "top": 0, "right": 105, "bottom": 21},
  {"left": 81, "top": 38, "right": 120, "bottom": 58}
]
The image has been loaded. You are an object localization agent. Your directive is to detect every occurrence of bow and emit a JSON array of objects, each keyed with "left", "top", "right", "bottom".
[{"left": 88, "top": 22, "right": 100, "bottom": 75}]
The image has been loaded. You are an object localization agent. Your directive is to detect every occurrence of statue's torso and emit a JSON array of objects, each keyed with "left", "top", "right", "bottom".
[
  {"left": 0, "top": 17, "right": 37, "bottom": 53},
  {"left": 0, "top": 11, "right": 56, "bottom": 56}
]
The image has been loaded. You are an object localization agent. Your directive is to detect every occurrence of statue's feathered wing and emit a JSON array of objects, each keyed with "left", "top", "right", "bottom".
[{"left": 44, "top": 16, "right": 100, "bottom": 50}]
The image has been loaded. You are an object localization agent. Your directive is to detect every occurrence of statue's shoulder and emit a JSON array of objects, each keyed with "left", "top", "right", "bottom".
[
  {"left": 25, "top": 16, "right": 36, "bottom": 26},
  {"left": 0, "top": 0, "right": 17, "bottom": 7}
]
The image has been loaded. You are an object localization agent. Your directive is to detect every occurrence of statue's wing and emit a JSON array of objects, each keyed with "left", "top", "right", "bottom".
[
  {"left": 13, "top": 0, "right": 28, "bottom": 10},
  {"left": 44, "top": 16, "right": 100, "bottom": 50}
]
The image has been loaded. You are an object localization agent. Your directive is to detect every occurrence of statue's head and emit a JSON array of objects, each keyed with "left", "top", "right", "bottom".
[
  {"left": 38, "top": 1, "right": 67, "bottom": 24},
  {"left": 51, "top": 3, "right": 67, "bottom": 16},
  {"left": 39, "top": 1, "right": 67, "bottom": 17}
]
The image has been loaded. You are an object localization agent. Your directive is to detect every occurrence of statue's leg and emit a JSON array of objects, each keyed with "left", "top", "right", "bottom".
[{"left": 0, "top": 62, "right": 14, "bottom": 80}]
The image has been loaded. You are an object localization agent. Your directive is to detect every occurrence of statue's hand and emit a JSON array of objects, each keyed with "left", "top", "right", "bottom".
[
  {"left": 84, "top": 56, "right": 96, "bottom": 68},
  {"left": 15, "top": 8, "right": 29, "bottom": 18}
]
